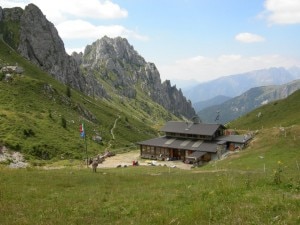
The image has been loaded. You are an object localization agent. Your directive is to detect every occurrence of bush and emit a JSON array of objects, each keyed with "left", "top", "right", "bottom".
[
  {"left": 66, "top": 86, "right": 71, "bottom": 98},
  {"left": 61, "top": 116, "right": 67, "bottom": 129},
  {"left": 23, "top": 129, "right": 35, "bottom": 138},
  {"left": 0, "top": 72, "right": 5, "bottom": 81},
  {"left": 27, "top": 144, "right": 59, "bottom": 160}
]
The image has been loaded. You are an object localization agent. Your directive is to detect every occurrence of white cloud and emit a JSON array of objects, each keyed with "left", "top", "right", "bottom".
[
  {"left": 31, "top": 0, "right": 128, "bottom": 23},
  {"left": 57, "top": 20, "right": 149, "bottom": 41},
  {"left": 263, "top": 0, "right": 300, "bottom": 24},
  {"left": 0, "top": 0, "right": 29, "bottom": 8},
  {"left": 0, "top": 0, "right": 128, "bottom": 23},
  {"left": 235, "top": 33, "right": 265, "bottom": 43},
  {"left": 158, "top": 54, "right": 300, "bottom": 83},
  {"left": 1, "top": 0, "right": 147, "bottom": 49}
]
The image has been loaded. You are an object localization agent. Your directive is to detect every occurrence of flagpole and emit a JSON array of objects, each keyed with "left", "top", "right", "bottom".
[
  {"left": 84, "top": 133, "right": 88, "bottom": 168},
  {"left": 80, "top": 122, "right": 88, "bottom": 168}
]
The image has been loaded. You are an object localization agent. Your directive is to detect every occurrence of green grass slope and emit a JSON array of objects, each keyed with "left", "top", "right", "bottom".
[
  {"left": 0, "top": 39, "right": 175, "bottom": 161},
  {"left": 214, "top": 89, "right": 300, "bottom": 172},
  {"left": 228, "top": 89, "right": 300, "bottom": 130}
]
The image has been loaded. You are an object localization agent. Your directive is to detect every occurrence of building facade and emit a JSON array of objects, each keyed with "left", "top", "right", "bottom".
[{"left": 138, "top": 121, "right": 252, "bottom": 164}]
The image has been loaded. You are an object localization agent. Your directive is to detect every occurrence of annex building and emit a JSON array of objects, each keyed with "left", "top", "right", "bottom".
[{"left": 138, "top": 121, "right": 252, "bottom": 164}]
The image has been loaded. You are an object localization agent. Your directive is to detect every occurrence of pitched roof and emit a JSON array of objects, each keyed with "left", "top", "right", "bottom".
[
  {"left": 160, "top": 121, "right": 224, "bottom": 136},
  {"left": 137, "top": 137, "right": 218, "bottom": 153},
  {"left": 216, "top": 134, "right": 252, "bottom": 144}
]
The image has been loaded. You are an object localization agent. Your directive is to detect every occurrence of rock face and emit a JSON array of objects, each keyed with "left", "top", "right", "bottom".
[
  {"left": 0, "top": 4, "right": 106, "bottom": 98},
  {"left": 1, "top": 4, "right": 195, "bottom": 118},
  {"left": 81, "top": 37, "right": 196, "bottom": 118},
  {"left": 1, "top": 6, "right": 23, "bottom": 22},
  {"left": 0, "top": 7, "right": 3, "bottom": 22},
  {"left": 17, "top": 4, "right": 85, "bottom": 91}
]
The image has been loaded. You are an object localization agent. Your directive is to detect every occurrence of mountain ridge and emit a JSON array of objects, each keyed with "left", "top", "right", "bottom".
[
  {"left": 184, "top": 67, "right": 300, "bottom": 103},
  {"left": 193, "top": 95, "right": 232, "bottom": 112},
  {"left": 0, "top": 4, "right": 195, "bottom": 119},
  {"left": 79, "top": 36, "right": 195, "bottom": 118},
  {"left": 198, "top": 79, "right": 300, "bottom": 124}
]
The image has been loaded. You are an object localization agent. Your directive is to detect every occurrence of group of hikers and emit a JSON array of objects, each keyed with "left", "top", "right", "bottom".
[
  {"left": 88, "top": 151, "right": 139, "bottom": 172},
  {"left": 88, "top": 150, "right": 114, "bottom": 172}
]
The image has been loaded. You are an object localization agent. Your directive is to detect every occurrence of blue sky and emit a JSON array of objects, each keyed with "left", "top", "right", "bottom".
[{"left": 1, "top": 0, "right": 300, "bottom": 83}]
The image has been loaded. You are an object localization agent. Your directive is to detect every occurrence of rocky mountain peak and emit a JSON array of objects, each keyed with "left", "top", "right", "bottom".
[
  {"left": 0, "top": 4, "right": 106, "bottom": 98},
  {"left": 83, "top": 36, "right": 145, "bottom": 69},
  {"left": 1, "top": 6, "right": 23, "bottom": 22},
  {"left": 1, "top": 4, "right": 195, "bottom": 118},
  {"left": 80, "top": 36, "right": 196, "bottom": 118}
]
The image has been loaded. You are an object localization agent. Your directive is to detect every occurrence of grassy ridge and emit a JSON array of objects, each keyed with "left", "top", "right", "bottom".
[{"left": 228, "top": 89, "right": 300, "bottom": 130}]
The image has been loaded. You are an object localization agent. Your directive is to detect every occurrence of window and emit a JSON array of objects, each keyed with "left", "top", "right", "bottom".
[{"left": 150, "top": 146, "right": 155, "bottom": 154}]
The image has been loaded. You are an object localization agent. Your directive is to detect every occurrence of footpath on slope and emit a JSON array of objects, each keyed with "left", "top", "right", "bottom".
[{"left": 104, "top": 114, "right": 121, "bottom": 152}]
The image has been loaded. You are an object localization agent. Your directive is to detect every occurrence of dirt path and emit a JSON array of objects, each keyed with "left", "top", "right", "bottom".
[{"left": 105, "top": 115, "right": 121, "bottom": 151}]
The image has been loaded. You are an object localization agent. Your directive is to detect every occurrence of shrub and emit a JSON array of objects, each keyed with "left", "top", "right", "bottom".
[
  {"left": 23, "top": 129, "right": 35, "bottom": 138},
  {"left": 66, "top": 86, "right": 71, "bottom": 98},
  {"left": 273, "top": 161, "right": 283, "bottom": 185},
  {"left": 61, "top": 116, "right": 67, "bottom": 129},
  {"left": 27, "top": 144, "right": 58, "bottom": 160}
]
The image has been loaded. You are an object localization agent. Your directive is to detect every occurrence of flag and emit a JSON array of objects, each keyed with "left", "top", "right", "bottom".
[{"left": 80, "top": 123, "right": 85, "bottom": 138}]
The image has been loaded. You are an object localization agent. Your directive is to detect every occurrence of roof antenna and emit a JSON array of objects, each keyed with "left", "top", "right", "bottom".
[{"left": 215, "top": 111, "right": 220, "bottom": 122}]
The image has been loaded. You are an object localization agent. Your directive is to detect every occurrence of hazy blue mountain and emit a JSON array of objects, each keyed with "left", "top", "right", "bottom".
[
  {"left": 198, "top": 79, "right": 300, "bottom": 124},
  {"left": 193, "top": 95, "right": 232, "bottom": 112},
  {"left": 184, "top": 67, "right": 300, "bottom": 103},
  {"left": 170, "top": 79, "right": 199, "bottom": 91}
]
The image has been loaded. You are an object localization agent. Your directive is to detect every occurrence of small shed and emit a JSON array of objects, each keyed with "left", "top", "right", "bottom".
[{"left": 216, "top": 134, "right": 253, "bottom": 150}]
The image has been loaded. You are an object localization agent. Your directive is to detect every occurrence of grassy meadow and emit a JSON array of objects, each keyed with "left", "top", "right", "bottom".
[
  {"left": 0, "top": 164, "right": 299, "bottom": 225},
  {"left": 1, "top": 124, "right": 300, "bottom": 225}
]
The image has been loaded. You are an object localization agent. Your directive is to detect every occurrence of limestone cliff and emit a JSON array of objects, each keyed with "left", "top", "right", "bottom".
[
  {"left": 0, "top": 4, "right": 106, "bottom": 98},
  {"left": 17, "top": 4, "right": 85, "bottom": 92},
  {"left": 80, "top": 36, "right": 196, "bottom": 118}
]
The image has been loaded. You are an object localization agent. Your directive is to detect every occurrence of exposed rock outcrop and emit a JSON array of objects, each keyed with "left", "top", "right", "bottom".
[
  {"left": 0, "top": 146, "right": 28, "bottom": 168},
  {"left": 1, "top": 6, "right": 23, "bottom": 22},
  {"left": 17, "top": 4, "right": 85, "bottom": 90},
  {"left": 0, "top": 7, "right": 3, "bottom": 22},
  {"left": 1, "top": 4, "right": 106, "bottom": 98}
]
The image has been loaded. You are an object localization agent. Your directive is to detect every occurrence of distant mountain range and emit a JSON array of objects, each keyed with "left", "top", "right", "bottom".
[
  {"left": 182, "top": 67, "right": 300, "bottom": 104},
  {"left": 197, "top": 79, "right": 300, "bottom": 124},
  {"left": 193, "top": 95, "right": 232, "bottom": 112}
]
